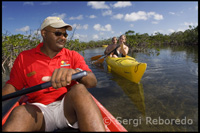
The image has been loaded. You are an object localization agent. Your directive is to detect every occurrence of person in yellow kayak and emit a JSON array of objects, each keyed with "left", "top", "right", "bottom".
[
  {"left": 2, "top": 16, "right": 105, "bottom": 132},
  {"left": 104, "top": 36, "right": 118, "bottom": 56},
  {"left": 104, "top": 35, "right": 129, "bottom": 58}
]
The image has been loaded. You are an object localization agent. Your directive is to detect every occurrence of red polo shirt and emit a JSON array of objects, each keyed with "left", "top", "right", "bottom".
[{"left": 6, "top": 42, "right": 92, "bottom": 105}]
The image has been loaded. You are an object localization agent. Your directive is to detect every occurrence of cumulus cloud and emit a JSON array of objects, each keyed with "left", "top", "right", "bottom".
[
  {"left": 69, "top": 15, "right": 83, "bottom": 20},
  {"left": 40, "top": 2, "right": 53, "bottom": 5},
  {"left": 93, "top": 34, "right": 99, "bottom": 39},
  {"left": 16, "top": 26, "right": 30, "bottom": 32},
  {"left": 153, "top": 30, "right": 164, "bottom": 35},
  {"left": 74, "top": 34, "right": 88, "bottom": 40},
  {"left": 23, "top": 2, "right": 34, "bottom": 6},
  {"left": 195, "top": 5, "right": 198, "bottom": 10},
  {"left": 89, "top": 15, "right": 97, "bottom": 19},
  {"left": 112, "top": 14, "right": 124, "bottom": 20},
  {"left": 168, "top": 29, "right": 175, "bottom": 33},
  {"left": 113, "top": 1, "right": 132, "bottom": 8},
  {"left": 72, "top": 24, "right": 88, "bottom": 30},
  {"left": 177, "top": 28, "right": 185, "bottom": 32},
  {"left": 87, "top": 2, "right": 110, "bottom": 9},
  {"left": 152, "top": 21, "right": 159, "bottom": 24},
  {"left": 93, "top": 24, "right": 112, "bottom": 32},
  {"left": 51, "top": 13, "right": 66, "bottom": 20},
  {"left": 124, "top": 11, "right": 148, "bottom": 21},
  {"left": 153, "top": 13, "right": 163, "bottom": 20},
  {"left": 124, "top": 11, "right": 163, "bottom": 22},
  {"left": 169, "top": 12, "right": 175, "bottom": 15},
  {"left": 102, "top": 10, "right": 112, "bottom": 16},
  {"left": 130, "top": 24, "right": 134, "bottom": 27},
  {"left": 182, "top": 22, "right": 196, "bottom": 27}
]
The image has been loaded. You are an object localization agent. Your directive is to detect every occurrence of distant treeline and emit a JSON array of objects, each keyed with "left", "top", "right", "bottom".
[{"left": 2, "top": 25, "right": 198, "bottom": 73}]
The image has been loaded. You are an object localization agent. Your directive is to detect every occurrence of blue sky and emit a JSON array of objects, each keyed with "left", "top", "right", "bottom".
[{"left": 2, "top": 1, "right": 198, "bottom": 42}]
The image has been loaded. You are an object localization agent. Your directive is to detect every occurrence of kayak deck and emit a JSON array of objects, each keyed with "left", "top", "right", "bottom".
[
  {"left": 106, "top": 56, "right": 147, "bottom": 83},
  {"left": 2, "top": 94, "right": 127, "bottom": 132}
]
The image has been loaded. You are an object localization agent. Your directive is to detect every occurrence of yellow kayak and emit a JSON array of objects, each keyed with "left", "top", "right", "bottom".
[
  {"left": 106, "top": 56, "right": 147, "bottom": 83},
  {"left": 102, "top": 45, "right": 108, "bottom": 48}
]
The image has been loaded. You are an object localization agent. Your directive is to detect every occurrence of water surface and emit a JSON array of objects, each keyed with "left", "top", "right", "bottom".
[{"left": 2, "top": 46, "right": 198, "bottom": 132}]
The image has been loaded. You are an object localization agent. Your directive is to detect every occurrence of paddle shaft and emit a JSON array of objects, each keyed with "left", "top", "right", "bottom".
[
  {"left": 105, "top": 44, "right": 120, "bottom": 58},
  {"left": 93, "top": 45, "right": 121, "bottom": 64},
  {"left": 2, "top": 71, "right": 87, "bottom": 101}
]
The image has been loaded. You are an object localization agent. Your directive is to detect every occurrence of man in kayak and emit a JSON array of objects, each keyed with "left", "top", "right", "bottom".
[
  {"left": 2, "top": 16, "right": 105, "bottom": 132},
  {"left": 104, "top": 35, "right": 129, "bottom": 57}
]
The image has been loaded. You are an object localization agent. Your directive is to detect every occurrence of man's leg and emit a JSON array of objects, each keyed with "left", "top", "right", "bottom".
[
  {"left": 63, "top": 84, "right": 106, "bottom": 131},
  {"left": 2, "top": 104, "right": 45, "bottom": 131}
]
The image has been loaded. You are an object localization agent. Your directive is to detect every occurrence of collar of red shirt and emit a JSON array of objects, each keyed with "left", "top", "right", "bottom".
[{"left": 35, "top": 42, "right": 65, "bottom": 58}]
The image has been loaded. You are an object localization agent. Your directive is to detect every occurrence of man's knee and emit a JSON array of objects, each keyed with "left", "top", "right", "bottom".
[
  {"left": 68, "top": 84, "right": 90, "bottom": 99},
  {"left": 3, "top": 105, "right": 44, "bottom": 131},
  {"left": 9, "top": 105, "right": 27, "bottom": 118}
]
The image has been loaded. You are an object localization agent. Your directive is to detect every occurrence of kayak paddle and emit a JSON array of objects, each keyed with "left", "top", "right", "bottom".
[
  {"left": 2, "top": 71, "right": 88, "bottom": 101},
  {"left": 93, "top": 45, "right": 120, "bottom": 64},
  {"left": 91, "top": 55, "right": 104, "bottom": 61}
]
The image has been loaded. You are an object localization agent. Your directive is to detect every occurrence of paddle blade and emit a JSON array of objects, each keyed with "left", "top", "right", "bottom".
[
  {"left": 93, "top": 58, "right": 105, "bottom": 65},
  {"left": 91, "top": 55, "right": 103, "bottom": 61}
]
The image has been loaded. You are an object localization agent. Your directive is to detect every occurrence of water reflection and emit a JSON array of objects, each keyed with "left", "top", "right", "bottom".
[{"left": 110, "top": 73, "right": 146, "bottom": 116}]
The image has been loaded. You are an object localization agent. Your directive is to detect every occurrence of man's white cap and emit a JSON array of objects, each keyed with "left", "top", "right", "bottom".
[{"left": 41, "top": 16, "right": 72, "bottom": 31}]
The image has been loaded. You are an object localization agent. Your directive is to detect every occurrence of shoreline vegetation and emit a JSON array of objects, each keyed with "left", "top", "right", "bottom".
[{"left": 2, "top": 25, "right": 198, "bottom": 73}]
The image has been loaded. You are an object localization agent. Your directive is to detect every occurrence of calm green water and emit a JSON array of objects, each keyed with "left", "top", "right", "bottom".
[{"left": 2, "top": 45, "right": 198, "bottom": 132}]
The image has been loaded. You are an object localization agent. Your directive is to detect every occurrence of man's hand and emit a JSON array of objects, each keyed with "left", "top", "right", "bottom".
[{"left": 42, "top": 68, "right": 77, "bottom": 89}]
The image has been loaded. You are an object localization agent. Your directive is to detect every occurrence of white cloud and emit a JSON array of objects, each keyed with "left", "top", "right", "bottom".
[
  {"left": 93, "top": 34, "right": 99, "bottom": 39},
  {"left": 102, "top": 10, "right": 112, "bottom": 16},
  {"left": 147, "top": 12, "right": 163, "bottom": 20},
  {"left": 89, "top": 15, "right": 97, "bottom": 19},
  {"left": 69, "top": 15, "right": 83, "bottom": 20},
  {"left": 195, "top": 5, "right": 198, "bottom": 10},
  {"left": 153, "top": 30, "right": 164, "bottom": 35},
  {"left": 16, "top": 26, "right": 30, "bottom": 32},
  {"left": 93, "top": 24, "right": 101, "bottom": 31},
  {"left": 40, "top": 2, "right": 53, "bottom": 5},
  {"left": 152, "top": 21, "right": 159, "bottom": 24},
  {"left": 99, "top": 32, "right": 104, "bottom": 36},
  {"left": 87, "top": 2, "right": 110, "bottom": 9},
  {"left": 168, "top": 29, "right": 175, "bottom": 33},
  {"left": 82, "top": 24, "right": 89, "bottom": 30},
  {"left": 93, "top": 24, "right": 112, "bottom": 32},
  {"left": 33, "top": 29, "right": 41, "bottom": 35},
  {"left": 130, "top": 24, "right": 134, "bottom": 27},
  {"left": 169, "top": 12, "right": 175, "bottom": 15},
  {"left": 182, "top": 22, "right": 196, "bottom": 27},
  {"left": 124, "top": 11, "right": 163, "bottom": 22},
  {"left": 113, "top": 1, "right": 132, "bottom": 8},
  {"left": 105, "top": 24, "right": 112, "bottom": 31},
  {"left": 74, "top": 34, "right": 88, "bottom": 41},
  {"left": 153, "top": 14, "right": 163, "bottom": 20},
  {"left": 51, "top": 13, "right": 66, "bottom": 20},
  {"left": 177, "top": 28, "right": 185, "bottom": 32},
  {"left": 72, "top": 24, "right": 88, "bottom": 30},
  {"left": 23, "top": 2, "right": 34, "bottom": 6},
  {"left": 112, "top": 14, "right": 124, "bottom": 20},
  {"left": 124, "top": 11, "right": 148, "bottom": 21}
]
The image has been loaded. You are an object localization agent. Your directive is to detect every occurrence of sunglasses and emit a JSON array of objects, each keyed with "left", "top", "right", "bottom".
[{"left": 45, "top": 30, "right": 68, "bottom": 38}]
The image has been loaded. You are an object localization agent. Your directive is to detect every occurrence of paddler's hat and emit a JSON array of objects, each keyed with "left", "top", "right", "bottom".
[{"left": 41, "top": 16, "right": 72, "bottom": 31}]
